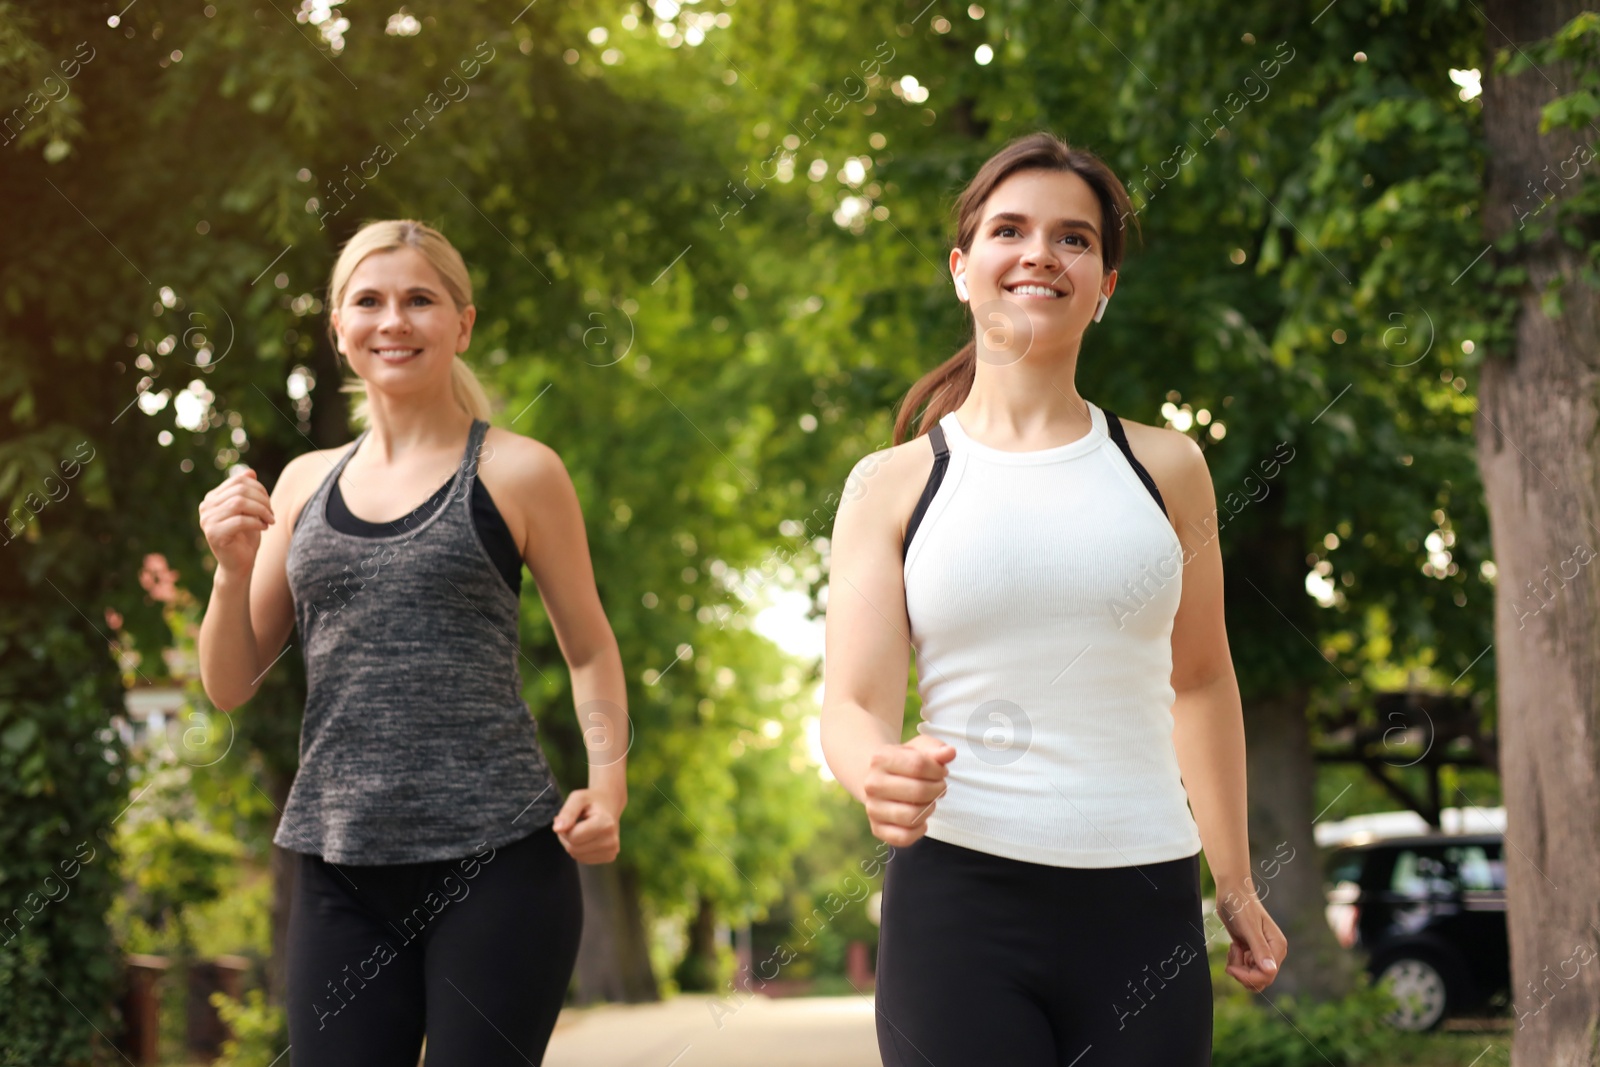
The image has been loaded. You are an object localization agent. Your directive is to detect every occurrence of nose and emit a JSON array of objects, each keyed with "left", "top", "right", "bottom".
[
  {"left": 1020, "top": 235, "right": 1060, "bottom": 271},
  {"left": 378, "top": 297, "right": 411, "bottom": 333}
]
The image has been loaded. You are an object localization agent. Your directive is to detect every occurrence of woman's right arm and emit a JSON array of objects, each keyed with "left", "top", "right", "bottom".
[
  {"left": 197, "top": 456, "right": 320, "bottom": 710},
  {"left": 820, "top": 444, "right": 956, "bottom": 847}
]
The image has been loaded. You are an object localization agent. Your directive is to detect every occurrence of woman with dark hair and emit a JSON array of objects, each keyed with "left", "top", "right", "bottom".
[
  {"left": 821, "top": 133, "right": 1286, "bottom": 1065},
  {"left": 197, "top": 220, "right": 628, "bottom": 1065}
]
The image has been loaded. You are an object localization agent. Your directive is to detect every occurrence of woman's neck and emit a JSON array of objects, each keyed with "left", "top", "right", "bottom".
[
  {"left": 958, "top": 336, "right": 1090, "bottom": 440},
  {"left": 359, "top": 391, "right": 475, "bottom": 463}
]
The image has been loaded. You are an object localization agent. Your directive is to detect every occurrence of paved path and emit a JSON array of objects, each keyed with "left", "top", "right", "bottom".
[{"left": 544, "top": 994, "right": 881, "bottom": 1067}]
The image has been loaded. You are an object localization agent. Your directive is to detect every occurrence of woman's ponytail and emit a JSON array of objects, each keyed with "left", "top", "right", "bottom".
[
  {"left": 893, "top": 341, "right": 976, "bottom": 445},
  {"left": 450, "top": 354, "right": 493, "bottom": 421}
]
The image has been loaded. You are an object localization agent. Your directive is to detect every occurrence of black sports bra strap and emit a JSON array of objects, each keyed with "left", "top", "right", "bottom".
[
  {"left": 1101, "top": 409, "right": 1169, "bottom": 519},
  {"left": 903, "top": 424, "right": 952, "bottom": 560}
]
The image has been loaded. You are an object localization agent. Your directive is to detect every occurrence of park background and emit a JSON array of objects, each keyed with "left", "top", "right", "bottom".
[{"left": 2, "top": 0, "right": 1598, "bottom": 1065}]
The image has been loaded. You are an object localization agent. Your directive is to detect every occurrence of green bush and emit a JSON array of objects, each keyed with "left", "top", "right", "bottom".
[
  {"left": 0, "top": 612, "right": 128, "bottom": 1067},
  {"left": 188, "top": 867, "right": 272, "bottom": 962},
  {"left": 117, "top": 808, "right": 241, "bottom": 950},
  {"left": 210, "top": 989, "right": 288, "bottom": 1067},
  {"left": 1212, "top": 982, "right": 1400, "bottom": 1066}
]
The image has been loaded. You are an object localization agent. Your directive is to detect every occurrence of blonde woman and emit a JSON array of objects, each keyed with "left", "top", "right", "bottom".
[{"left": 197, "top": 220, "right": 627, "bottom": 1065}]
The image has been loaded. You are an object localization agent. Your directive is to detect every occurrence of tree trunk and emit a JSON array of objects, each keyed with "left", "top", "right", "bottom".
[
  {"left": 572, "top": 862, "right": 659, "bottom": 1004},
  {"left": 1241, "top": 688, "right": 1363, "bottom": 1002},
  {"left": 265, "top": 768, "right": 296, "bottom": 1006},
  {"left": 255, "top": 359, "right": 339, "bottom": 1007},
  {"left": 1480, "top": 4, "right": 1600, "bottom": 1063},
  {"left": 1225, "top": 478, "right": 1363, "bottom": 1002},
  {"left": 674, "top": 895, "right": 720, "bottom": 992}
]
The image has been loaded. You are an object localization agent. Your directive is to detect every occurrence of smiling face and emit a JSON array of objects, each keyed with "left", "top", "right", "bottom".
[
  {"left": 950, "top": 168, "right": 1118, "bottom": 341},
  {"left": 331, "top": 246, "right": 476, "bottom": 404}
]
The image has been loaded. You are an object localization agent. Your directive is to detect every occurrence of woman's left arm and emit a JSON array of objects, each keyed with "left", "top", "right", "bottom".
[
  {"left": 484, "top": 431, "right": 628, "bottom": 865},
  {"left": 1160, "top": 431, "right": 1288, "bottom": 991}
]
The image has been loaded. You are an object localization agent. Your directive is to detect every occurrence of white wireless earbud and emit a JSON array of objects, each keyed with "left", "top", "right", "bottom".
[
  {"left": 955, "top": 274, "right": 969, "bottom": 302},
  {"left": 1094, "top": 293, "right": 1110, "bottom": 322}
]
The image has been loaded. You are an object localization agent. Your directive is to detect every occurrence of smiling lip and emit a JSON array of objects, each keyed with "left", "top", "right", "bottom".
[
  {"left": 371, "top": 346, "right": 424, "bottom": 361},
  {"left": 1003, "top": 281, "right": 1066, "bottom": 299}
]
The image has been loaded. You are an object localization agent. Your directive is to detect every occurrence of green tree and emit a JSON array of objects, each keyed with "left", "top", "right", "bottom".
[{"left": 1478, "top": 7, "right": 1600, "bottom": 1064}]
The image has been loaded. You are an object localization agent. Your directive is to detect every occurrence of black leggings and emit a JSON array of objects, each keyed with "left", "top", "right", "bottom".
[
  {"left": 286, "top": 825, "right": 583, "bottom": 1067},
  {"left": 875, "top": 836, "right": 1212, "bottom": 1067}
]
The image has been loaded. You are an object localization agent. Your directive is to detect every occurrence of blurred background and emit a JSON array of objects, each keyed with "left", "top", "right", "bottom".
[{"left": 3, "top": 1, "right": 1598, "bottom": 1065}]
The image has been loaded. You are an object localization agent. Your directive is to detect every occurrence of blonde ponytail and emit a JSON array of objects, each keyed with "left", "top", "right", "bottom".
[{"left": 450, "top": 354, "right": 492, "bottom": 421}]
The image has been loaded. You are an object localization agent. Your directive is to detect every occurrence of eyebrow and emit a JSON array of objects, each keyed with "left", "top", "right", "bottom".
[
  {"left": 350, "top": 285, "right": 441, "bottom": 297},
  {"left": 983, "top": 211, "right": 1101, "bottom": 238}
]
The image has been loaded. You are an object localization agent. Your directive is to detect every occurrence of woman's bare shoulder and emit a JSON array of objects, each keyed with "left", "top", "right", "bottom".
[
  {"left": 835, "top": 431, "right": 941, "bottom": 546},
  {"left": 271, "top": 445, "right": 354, "bottom": 526},
  {"left": 1116, "top": 415, "right": 1202, "bottom": 467},
  {"left": 1114, "top": 416, "right": 1212, "bottom": 524},
  {"left": 477, "top": 426, "right": 564, "bottom": 486},
  {"left": 472, "top": 427, "right": 572, "bottom": 551}
]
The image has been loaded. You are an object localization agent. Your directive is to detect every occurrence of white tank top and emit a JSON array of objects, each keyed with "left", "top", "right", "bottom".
[{"left": 903, "top": 401, "right": 1203, "bottom": 868}]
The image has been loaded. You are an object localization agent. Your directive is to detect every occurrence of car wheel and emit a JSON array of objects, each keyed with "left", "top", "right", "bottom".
[{"left": 1376, "top": 954, "right": 1452, "bottom": 1031}]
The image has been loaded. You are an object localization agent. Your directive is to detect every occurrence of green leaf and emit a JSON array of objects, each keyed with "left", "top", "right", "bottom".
[{"left": 2, "top": 717, "right": 38, "bottom": 752}]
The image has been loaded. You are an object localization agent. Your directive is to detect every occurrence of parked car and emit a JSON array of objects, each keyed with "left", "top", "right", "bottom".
[{"left": 1322, "top": 831, "right": 1509, "bottom": 1030}]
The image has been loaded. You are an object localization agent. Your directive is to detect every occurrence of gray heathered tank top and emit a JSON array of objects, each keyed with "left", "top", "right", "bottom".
[{"left": 274, "top": 419, "right": 562, "bottom": 864}]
